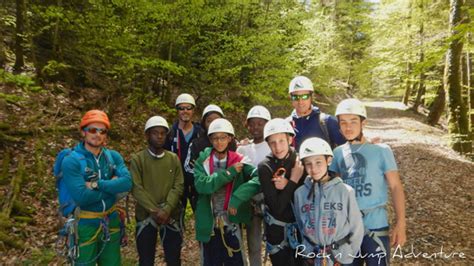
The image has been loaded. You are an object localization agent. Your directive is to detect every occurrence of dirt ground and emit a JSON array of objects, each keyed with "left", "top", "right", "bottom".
[
  {"left": 129, "top": 101, "right": 474, "bottom": 265},
  {"left": 1, "top": 100, "right": 472, "bottom": 265}
]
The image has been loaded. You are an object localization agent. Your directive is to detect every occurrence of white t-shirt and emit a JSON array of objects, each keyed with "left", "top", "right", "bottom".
[{"left": 236, "top": 141, "right": 271, "bottom": 167}]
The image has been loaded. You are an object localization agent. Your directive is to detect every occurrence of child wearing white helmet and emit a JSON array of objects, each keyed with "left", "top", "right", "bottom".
[
  {"left": 293, "top": 137, "right": 364, "bottom": 266},
  {"left": 258, "top": 118, "right": 305, "bottom": 266},
  {"left": 131, "top": 116, "right": 184, "bottom": 265},
  {"left": 182, "top": 104, "right": 225, "bottom": 209},
  {"left": 193, "top": 118, "right": 260, "bottom": 265},
  {"left": 330, "top": 99, "right": 406, "bottom": 266},
  {"left": 236, "top": 105, "right": 272, "bottom": 266}
]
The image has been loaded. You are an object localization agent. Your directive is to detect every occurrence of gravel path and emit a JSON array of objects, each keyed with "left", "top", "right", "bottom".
[{"left": 363, "top": 101, "right": 473, "bottom": 265}]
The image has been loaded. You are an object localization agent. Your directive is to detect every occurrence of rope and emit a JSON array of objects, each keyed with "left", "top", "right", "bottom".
[{"left": 216, "top": 217, "right": 241, "bottom": 257}]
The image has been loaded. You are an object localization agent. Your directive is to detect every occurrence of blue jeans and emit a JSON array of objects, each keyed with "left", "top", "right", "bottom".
[
  {"left": 136, "top": 223, "right": 183, "bottom": 266},
  {"left": 202, "top": 226, "right": 244, "bottom": 266},
  {"left": 351, "top": 227, "right": 390, "bottom": 266}
]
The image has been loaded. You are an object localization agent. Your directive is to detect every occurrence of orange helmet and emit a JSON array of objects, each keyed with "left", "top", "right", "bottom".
[{"left": 80, "top": 110, "right": 111, "bottom": 129}]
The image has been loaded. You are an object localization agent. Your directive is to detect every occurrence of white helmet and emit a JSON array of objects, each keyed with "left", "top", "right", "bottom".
[
  {"left": 288, "top": 76, "right": 314, "bottom": 94},
  {"left": 335, "top": 98, "right": 367, "bottom": 118},
  {"left": 202, "top": 104, "right": 224, "bottom": 119},
  {"left": 175, "top": 93, "right": 196, "bottom": 107},
  {"left": 263, "top": 118, "right": 295, "bottom": 140},
  {"left": 144, "top": 116, "right": 169, "bottom": 133},
  {"left": 247, "top": 105, "right": 271, "bottom": 121},
  {"left": 299, "top": 137, "right": 333, "bottom": 160},
  {"left": 207, "top": 118, "right": 234, "bottom": 136}
]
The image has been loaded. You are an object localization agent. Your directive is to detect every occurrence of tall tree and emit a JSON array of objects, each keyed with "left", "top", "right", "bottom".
[
  {"left": 445, "top": 0, "right": 471, "bottom": 154},
  {"left": 413, "top": 0, "right": 426, "bottom": 111},
  {"left": 13, "top": 0, "right": 25, "bottom": 72},
  {"left": 427, "top": 65, "right": 446, "bottom": 125}
]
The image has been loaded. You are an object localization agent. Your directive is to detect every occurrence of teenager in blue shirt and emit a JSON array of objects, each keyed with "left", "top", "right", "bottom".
[{"left": 330, "top": 99, "right": 406, "bottom": 266}]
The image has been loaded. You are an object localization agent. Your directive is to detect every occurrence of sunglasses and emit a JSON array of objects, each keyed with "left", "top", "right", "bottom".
[
  {"left": 290, "top": 94, "right": 311, "bottom": 101},
  {"left": 176, "top": 106, "right": 194, "bottom": 111},
  {"left": 83, "top": 127, "right": 108, "bottom": 135}
]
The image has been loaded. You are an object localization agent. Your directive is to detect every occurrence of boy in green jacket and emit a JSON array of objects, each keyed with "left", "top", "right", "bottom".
[
  {"left": 131, "top": 116, "right": 184, "bottom": 266},
  {"left": 194, "top": 118, "right": 260, "bottom": 265}
]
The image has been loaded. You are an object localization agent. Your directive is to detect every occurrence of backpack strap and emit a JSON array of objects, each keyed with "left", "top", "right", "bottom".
[
  {"left": 101, "top": 148, "right": 116, "bottom": 178},
  {"left": 319, "top": 112, "right": 335, "bottom": 149},
  {"left": 70, "top": 150, "right": 88, "bottom": 179},
  {"left": 341, "top": 142, "right": 354, "bottom": 172}
]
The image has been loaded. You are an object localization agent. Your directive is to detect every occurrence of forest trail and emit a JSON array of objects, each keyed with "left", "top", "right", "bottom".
[
  {"left": 0, "top": 100, "right": 472, "bottom": 265},
  {"left": 362, "top": 101, "right": 473, "bottom": 265},
  {"left": 187, "top": 101, "right": 474, "bottom": 266}
]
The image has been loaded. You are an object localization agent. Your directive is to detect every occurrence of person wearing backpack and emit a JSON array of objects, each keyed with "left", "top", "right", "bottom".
[
  {"left": 258, "top": 118, "right": 305, "bottom": 266},
  {"left": 287, "top": 76, "right": 345, "bottom": 151},
  {"left": 236, "top": 105, "right": 272, "bottom": 266},
  {"left": 164, "top": 93, "right": 202, "bottom": 213},
  {"left": 330, "top": 99, "right": 406, "bottom": 265},
  {"left": 131, "top": 116, "right": 184, "bottom": 266},
  {"left": 60, "top": 109, "right": 132, "bottom": 265},
  {"left": 194, "top": 118, "right": 260, "bottom": 265},
  {"left": 293, "top": 137, "right": 364, "bottom": 266}
]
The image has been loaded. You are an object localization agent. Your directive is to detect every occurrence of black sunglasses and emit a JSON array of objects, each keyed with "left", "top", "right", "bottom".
[{"left": 176, "top": 106, "right": 194, "bottom": 111}]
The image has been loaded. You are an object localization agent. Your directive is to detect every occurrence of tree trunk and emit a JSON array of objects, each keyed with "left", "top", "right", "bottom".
[
  {"left": 462, "top": 52, "right": 469, "bottom": 106},
  {"left": 427, "top": 84, "right": 446, "bottom": 126},
  {"left": 469, "top": 51, "right": 474, "bottom": 142},
  {"left": 402, "top": 62, "right": 412, "bottom": 105},
  {"left": 13, "top": 0, "right": 25, "bottom": 72},
  {"left": 413, "top": 73, "right": 425, "bottom": 111},
  {"left": 445, "top": 0, "right": 472, "bottom": 154},
  {"left": 402, "top": 0, "right": 414, "bottom": 106},
  {"left": 413, "top": 2, "right": 425, "bottom": 111}
]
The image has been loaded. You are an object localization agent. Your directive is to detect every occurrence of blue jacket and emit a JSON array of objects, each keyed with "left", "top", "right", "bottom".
[
  {"left": 61, "top": 142, "right": 132, "bottom": 221},
  {"left": 164, "top": 121, "right": 202, "bottom": 164},
  {"left": 288, "top": 106, "right": 345, "bottom": 151}
]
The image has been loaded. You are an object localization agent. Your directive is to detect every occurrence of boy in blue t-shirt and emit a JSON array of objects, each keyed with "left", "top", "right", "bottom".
[{"left": 330, "top": 99, "right": 406, "bottom": 266}]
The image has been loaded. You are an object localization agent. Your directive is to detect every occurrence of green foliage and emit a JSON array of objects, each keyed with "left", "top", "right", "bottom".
[
  {"left": 27, "top": 0, "right": 306, "bottom": 114},
  {"left": 0, "top": 70, "right": 42, "bottom": 92},
  {"left": 41, "top": 60, "right": 70, "bottom": 78},
  {"left": 24, "top": 248, "right": 56, "bottom": 264},
  {"left": 364, "top": 0, "right": 449, "bottom": 98}
]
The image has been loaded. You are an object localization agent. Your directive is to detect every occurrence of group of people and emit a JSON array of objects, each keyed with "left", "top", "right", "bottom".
[{"left": 60, "top": 75, "right": 406, "bottom": 266}]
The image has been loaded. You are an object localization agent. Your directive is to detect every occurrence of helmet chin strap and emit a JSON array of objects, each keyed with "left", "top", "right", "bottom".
[
  {"left": 314, "top": 170, "right": 328, "bottom": 183},
  {"left": 348, "top": 131, "right": 364, "bottom": 144}
]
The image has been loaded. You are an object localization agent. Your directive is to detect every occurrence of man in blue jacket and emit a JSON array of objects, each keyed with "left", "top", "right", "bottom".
[
  {"left": 61, "top": 110, "right": 132, "bottom": 265},
  {"left": 287, "top": 76, "right": 345, "bottom": 151},
  {"left": 165, "top": 93, "right": 202, "bottom": 213}
]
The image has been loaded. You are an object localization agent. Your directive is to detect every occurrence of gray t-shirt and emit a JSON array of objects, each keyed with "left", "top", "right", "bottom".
[{"left": 211, "top": 154, "right": 228, "bottom": 220}]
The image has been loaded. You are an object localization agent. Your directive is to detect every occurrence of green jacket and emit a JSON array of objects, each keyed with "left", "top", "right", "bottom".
[
  {"left": 130, "top": 149, "right": 184, "bottom": 222},
  {"left": 194, "top": 147, "right": 260, "bottom": 242}
]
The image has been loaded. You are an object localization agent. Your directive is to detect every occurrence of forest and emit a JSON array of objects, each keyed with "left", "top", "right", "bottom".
[{"left": 0, "top": 0, "right": 473, "bottom": 264}]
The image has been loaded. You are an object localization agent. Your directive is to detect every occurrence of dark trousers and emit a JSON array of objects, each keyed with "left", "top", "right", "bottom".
[
  {"left": 351, "top": 227, "right": 390, "bottom": 266},
  {"left": 182, "top": 175, "right": 198, "bottom": 213},
  {"left": 136, "top": 223, "right": 183, "bottom": 266},
  {"left": 269, "top": 246, "right": 298, "bottom": 266},
  {"left": 202, "top": 227, "right": 244, "bottom": 266}
]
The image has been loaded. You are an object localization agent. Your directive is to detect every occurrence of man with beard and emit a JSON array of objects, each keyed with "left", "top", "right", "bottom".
[
  {"left": 287, "top": 76, "right": 345, "bottom": 151},
  {"left": 165, "top": 93, "right": 202, "bottom": 213},
  {"left": 61, "top": 110, "right": 132, "bottom": 265},
  {"left": 131, "top": 115, "right": 184, "bottom": 266}
]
